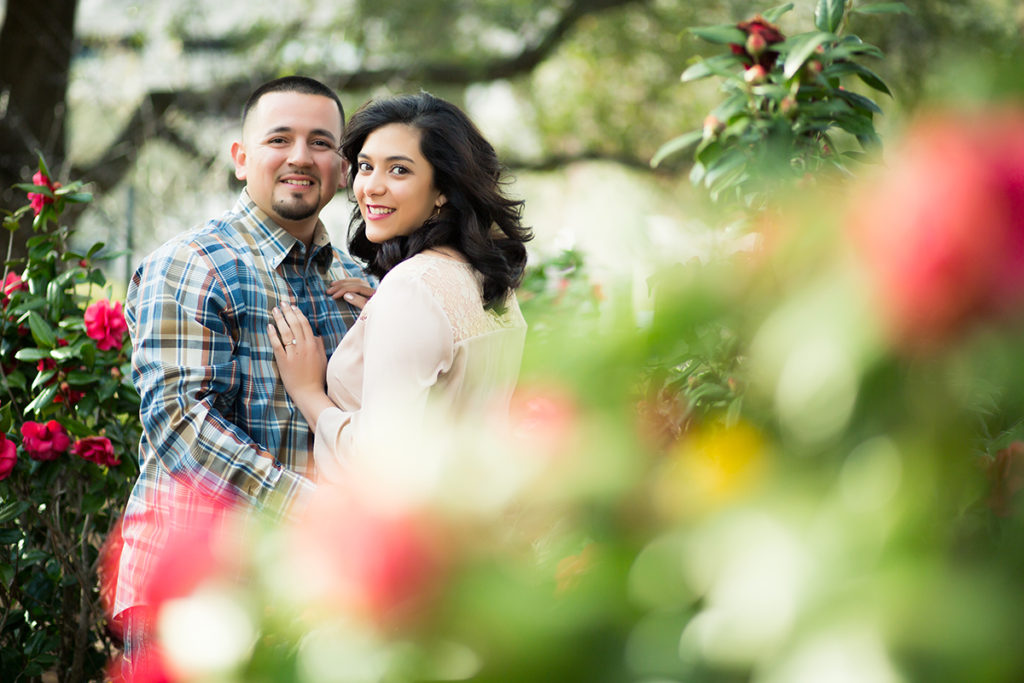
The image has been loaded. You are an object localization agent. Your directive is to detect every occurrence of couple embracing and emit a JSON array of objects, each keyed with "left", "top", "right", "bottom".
[{"left": 113, "top": 76, "right": 531, "bottom": 676}]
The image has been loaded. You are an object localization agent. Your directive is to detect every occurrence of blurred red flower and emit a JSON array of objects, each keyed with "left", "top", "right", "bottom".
[
  {"left": 85, "top": 299, "right": 129, "bottom": 351},
  {"left": 1, "top": 271, "right": 27, "bottom": 307},
  {"left": 290, "top": 490, "right": 447, "bottom": 628},
  {"left": 730, "top": 15, "right": 785, "bottom": 70},
  {"left": 73, "top": 436, "right": 120, "bottom": 467},
  {"left": 0, "top": 434, "right": 17, "bottom": 481},
  {"left": 27, "top": 171, "right": 56, "bottom": 215},
  {"left": 20, "top": 420, "right": 71, "bottom": 461},
  {"left": 848, "top": 109, "right": 1024, "bottom": 348}
]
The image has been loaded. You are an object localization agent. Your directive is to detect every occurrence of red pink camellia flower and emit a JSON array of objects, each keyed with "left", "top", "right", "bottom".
[
  {"left": 72, "top": 436, "right": 120, "bottom": 467},
  {"left": 1, "top": 271, "right": 27, "bottom": 307},
  {"left": 0, "top": 434, "right": 17, "bottom": 481},
  {"left": 27, "top": 171, "right": 57, "bottom": 215},
  {"left": 20, "top": 420, "right": 71, "bottom": 461},
  {"left": 847, "top": 108, "right": 1024, "bottom": 349},
  {"left": 289, "top": 489, "right": 447, "bottom": 628},
  {"left": 730, "top": 15, "right": 785, "bottom": 70},
  {"left": 84, "top": 299, "right": 129, "bottom": 351}
]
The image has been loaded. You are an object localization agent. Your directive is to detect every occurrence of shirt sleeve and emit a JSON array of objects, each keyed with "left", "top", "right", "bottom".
[
  {"left": 313, "top": 271, "right": 453, "bottom": 483},
  {"left": 127, "top": 241, "right": 314, "bottom": 517}
]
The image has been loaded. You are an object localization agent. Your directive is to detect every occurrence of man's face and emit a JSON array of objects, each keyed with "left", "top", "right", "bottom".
[{"left": 231, "top": 91, "right": 345, "bottom": 232}]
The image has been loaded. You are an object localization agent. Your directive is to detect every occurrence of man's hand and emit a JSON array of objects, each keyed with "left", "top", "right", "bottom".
[{"left": 327, "top": 278, "right": 375, "bottom": 310}]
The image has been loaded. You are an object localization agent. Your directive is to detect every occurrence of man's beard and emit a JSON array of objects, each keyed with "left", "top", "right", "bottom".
[{"left": 273, "top": 197, "right": 318, "bottom": 222}]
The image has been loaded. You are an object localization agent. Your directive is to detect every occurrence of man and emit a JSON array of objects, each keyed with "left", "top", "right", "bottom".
[{"left": 114, "top": 75, "right": 372, "bottom": 674}]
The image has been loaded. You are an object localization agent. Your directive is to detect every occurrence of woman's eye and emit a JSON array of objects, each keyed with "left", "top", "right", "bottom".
[
  {"left": 357, "top": 162, "right": 373, "bottom": 172},
  {"left": 390, "top": 165, "right": 409, "bottom": 175}
]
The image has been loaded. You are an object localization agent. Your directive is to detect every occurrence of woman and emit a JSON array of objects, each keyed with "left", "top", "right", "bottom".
[{"left": 268, "top": 92, "right": 532, "bottom": 483}]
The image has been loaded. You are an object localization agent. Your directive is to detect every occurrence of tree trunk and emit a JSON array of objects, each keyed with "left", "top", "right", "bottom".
[{"left": 0, "top": 0, "right": 79, "bottom": 264}]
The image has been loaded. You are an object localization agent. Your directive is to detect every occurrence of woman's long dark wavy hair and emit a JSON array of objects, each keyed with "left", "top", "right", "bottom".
[{"left": 341, "top": 92, "right": 532, "bottom": 308}]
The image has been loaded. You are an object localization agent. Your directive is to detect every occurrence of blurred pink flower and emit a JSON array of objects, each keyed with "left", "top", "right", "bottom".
[
  {"left": 27, "top": 171, "right": 56, "bottom": 215},
  {"left": 84, "top": 299, "right": 129, "bottom": 351},
  {"left": 848, "top": 108, "right": 1024, "bottom": 348},
  {"left": 291, "top": 490, "right": 447, "bottom": 628},
  {"left": 1, "top": 271, "right": 27, "bottom": 307},
  {"left": 0, "top": 434, "right": 17, "bottom": 481},
  {"left": 20, "top": 420, "right": 71, "bottom": 461},
  {"left": 507, "top": 383, "right": 580, "bottom": 458}
]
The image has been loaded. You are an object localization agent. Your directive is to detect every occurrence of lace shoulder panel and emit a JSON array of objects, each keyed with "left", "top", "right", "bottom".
[{"left": 390, "top": 254, "right": 523, "bottom": 343}]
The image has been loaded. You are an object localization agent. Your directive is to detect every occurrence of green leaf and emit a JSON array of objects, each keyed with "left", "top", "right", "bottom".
[
  {"left": 14, "top": 347, "right": 50, "bottom": 362},
  {"left": 0, "top": 402, "right": 12, "bottom": 432},
  {"left": 681, "top": 54, "right": 744, "bottom": 82},
  {"left": 46, "top": 280, "right": 65, "bottom": 313},
  {"left": 824, "top": 62, "right": 892, "bottom": 95},
  {"left": 689, "top": 24, "right": 746, "bottom": 45},
  {"left": 25, "top": 383, "right": 59, "bottom": 416},
  {"left": 87, "top": 242, "right": 107, "bottom": 257},
  {"left": 65, "top": 370, "right": 96, "bottom": 386},
  {"left": 830, "top": 36, "right": 885, "bottom": 60},
  {"left": 50, "top": 343, "right": 80, "bottom": 361},
  {"left": 815, "top": 0, "right": 845, "bottom": 33},
  {"left": 27, "top": 311, "right": 57, "bottom": 348},
  {"left": 4, "top": 370, "right": 27, "bottom": 391},
  {"left": 853, "top": 2, "right": 912, "bottom": 15},
  {"left": 763, "top": 3, "right": 795, "bottom": 23},
  {"left": 838, "top": 89, "right": 882, "bottom": 114},
  {"left": 36, "top": 152, "right": 51, "bottom": 178},
  {"left": 62, "top": 192, "right": 93, "bottom": 204},
  {"left": 784, "top": 32, "right": 833, "bottom": 80},
  {"left": 703, "top": 149, "right": 746, "bottom": 189},
  {"left": 0, "top": 500, "right": 30, "bottom": 524},
  {"left": 60, "top": 416, "right": 93, "bottom": 438},
  {"left": 651, "top": 130, "right": 703, "bottom": 168},
  {"left": 31, "top": 369, "right": 57, "bottom": 392},
  {"left": 0, "top": 528, "right": 23, "bottom": 545}
]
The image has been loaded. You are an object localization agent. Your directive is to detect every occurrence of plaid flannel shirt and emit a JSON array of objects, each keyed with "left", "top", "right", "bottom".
[{"left": 114, "top": 190, "right": 367, "bottom": 616}]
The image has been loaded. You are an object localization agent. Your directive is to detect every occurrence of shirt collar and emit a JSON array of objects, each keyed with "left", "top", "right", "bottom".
[{"left": 235, "top": 189, "right": 335, "bottom": 269}]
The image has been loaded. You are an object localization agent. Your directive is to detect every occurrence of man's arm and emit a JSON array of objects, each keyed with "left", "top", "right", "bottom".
[{"left": 127, "top": 241, "right": 313, "bottom": 518}]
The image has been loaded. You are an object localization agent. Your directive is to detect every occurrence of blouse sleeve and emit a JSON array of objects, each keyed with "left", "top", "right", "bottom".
[{"left": 312, "top": 271, "right": 454, "bottom": 482}]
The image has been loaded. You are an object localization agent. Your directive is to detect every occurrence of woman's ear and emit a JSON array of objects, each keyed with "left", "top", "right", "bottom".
[{"left": 435, "top": 194, "right": 447, "bottom": 208}]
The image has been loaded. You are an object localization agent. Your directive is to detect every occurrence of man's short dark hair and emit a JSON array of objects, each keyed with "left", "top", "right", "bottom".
[{"left": 242, "top": 76, "right": 345, "bottom": 129}]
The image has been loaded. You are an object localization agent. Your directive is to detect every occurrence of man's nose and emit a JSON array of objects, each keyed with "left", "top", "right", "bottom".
[{"left": 288, "top": 140, "right": 314, "bottom": 165}]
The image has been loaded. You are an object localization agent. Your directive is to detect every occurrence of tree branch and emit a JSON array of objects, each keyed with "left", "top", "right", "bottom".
[{"left": 74, "top": 0, "right": 650, "bottom": 194}]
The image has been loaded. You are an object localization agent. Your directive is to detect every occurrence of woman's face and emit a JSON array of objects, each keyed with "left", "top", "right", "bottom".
[{"left": 353, "top": 123, "right": 445, "bottom": 243}]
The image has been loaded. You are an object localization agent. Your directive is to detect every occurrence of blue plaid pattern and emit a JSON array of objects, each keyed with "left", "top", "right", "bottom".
[{"left": 114, "top": 190, "right": 367, "bottom": 615}]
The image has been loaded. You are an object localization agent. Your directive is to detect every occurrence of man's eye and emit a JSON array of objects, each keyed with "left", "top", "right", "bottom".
[
  {"left": 268, "top": 137, "right": 288, "bottom": 145},
  {"left": 312, "top": 140, "right": 332, "bottom": 148}
]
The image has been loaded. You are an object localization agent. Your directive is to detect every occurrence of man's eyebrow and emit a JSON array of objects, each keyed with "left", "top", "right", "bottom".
[{"left": 263, "top": 126, "right": 339, "bottom": 143}]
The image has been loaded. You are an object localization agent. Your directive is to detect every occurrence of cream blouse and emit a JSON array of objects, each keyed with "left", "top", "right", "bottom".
[{"left": 313, "top": 251, "right": 527, "bottom": 483}]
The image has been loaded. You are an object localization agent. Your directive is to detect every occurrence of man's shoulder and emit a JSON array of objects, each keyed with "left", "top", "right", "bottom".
[{"left": 138, "top": 208, "right": 261, "bottom": 275}]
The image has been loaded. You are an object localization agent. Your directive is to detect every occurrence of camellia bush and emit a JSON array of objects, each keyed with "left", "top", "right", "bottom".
[
  {"left": 0, "top": 158, "right": 140, "bottom": 682},
  {"left": 653, "top": 0, "right": 910, "bottom": 206}
]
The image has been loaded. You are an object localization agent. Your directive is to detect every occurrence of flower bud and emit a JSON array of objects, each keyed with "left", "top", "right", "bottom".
[
  {"left": 780, "top": 96, "right": 797, "bottom": 117},
  {"left": 745, "top": 32, "right": 767, "bottom": 57},
  {"left": 744, "top": 65, "right": 767, "bottom": 85},
  {"left": 702, "top": 114, "right": 725, "bottom": 138}
]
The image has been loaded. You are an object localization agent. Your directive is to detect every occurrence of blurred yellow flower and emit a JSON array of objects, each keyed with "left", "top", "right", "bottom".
[{"left": 653, "top": 418, "right": 769, "bottom": 518}]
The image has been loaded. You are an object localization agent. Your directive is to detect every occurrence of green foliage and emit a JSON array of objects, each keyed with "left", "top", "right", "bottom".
[
  {"left": 654, "top": 0, "right": 909, "bottom": 206},
  {"left": 0, "top": 159, "right": 140, "bottom": 681}
]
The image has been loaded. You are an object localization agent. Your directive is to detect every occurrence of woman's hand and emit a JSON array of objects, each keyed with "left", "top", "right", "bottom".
[
  {"left": 327, "top": 277, "right": 375, "bottom": 310},
  {"left": 268, "top": 302, "right": 332, "bottom": 427}
]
